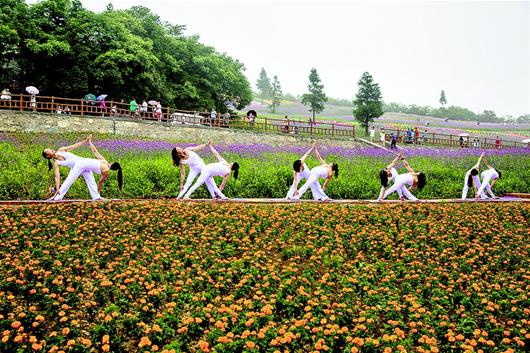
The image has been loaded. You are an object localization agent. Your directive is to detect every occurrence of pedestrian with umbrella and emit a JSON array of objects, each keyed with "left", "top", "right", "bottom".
[
  {"left": 26, "top": 86, "right": 39, "bottom": 112},
  {"left": 97, "top": 94, "right": 107, "bottom": 116},
  {"left": 84, "top": 93, "right": 96, "bottom": 114}
]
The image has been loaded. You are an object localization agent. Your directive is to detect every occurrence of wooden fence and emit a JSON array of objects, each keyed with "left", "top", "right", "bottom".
[
  {"left": 0, "top": 94, "right": 355, "bottom": 139},
  {"left": 1, "top": 94, "right": 528, "bottom": 148}
]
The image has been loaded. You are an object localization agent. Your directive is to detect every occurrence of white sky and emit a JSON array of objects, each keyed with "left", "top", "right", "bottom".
[{"left": 28, "top": 0, "right": 530, "bottom": 116}]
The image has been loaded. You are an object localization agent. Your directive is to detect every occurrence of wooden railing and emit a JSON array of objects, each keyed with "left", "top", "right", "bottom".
[
  {"left": 0, "top": 94, "right": 527, "bottom": 148},
  {"left": 379, "top": 127, "right": 528, "bottom": 149},
  {"left": 0, "top": 94, "right": 356, "bottom": 139}
]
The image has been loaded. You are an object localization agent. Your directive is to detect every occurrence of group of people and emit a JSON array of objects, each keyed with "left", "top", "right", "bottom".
[{"left": 42, "top": 138, "right": 502, "bottom": 202}]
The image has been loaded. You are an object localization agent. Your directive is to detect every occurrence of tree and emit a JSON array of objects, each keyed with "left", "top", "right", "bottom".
[
  {"left": 270, "top": 75, "right": 282, "bottom": 113},
  {"left": 353, "top": 72, "right": 384, "bottom": 135},
  {"left": 439, "top": 90, "right": 447, "bottom": 108},
  {"left": 256, "top": 68, "right": 272, "bottom": 104},
  {"left": 301, "top": 68, "right": 327, "bottom": 124}
]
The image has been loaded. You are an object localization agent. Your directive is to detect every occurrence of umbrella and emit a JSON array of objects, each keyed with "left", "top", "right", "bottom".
[
  {"left": 97, "top": 94, "right": 107, "bottom": 101},
  {"left": 522, "top": 138, "right": 530, "bottom": 143},
  {"left": 458, "top": 133, "right": 469, "bottom": 137},
  {"left": 25, "top": 86, "right": 39, "bottom": 95},
  {"left": 84, "top": 94, "right": 96, "bottom": 102},
  {"left": 148, "top": 100, "right": 158, "bottom": 106}
]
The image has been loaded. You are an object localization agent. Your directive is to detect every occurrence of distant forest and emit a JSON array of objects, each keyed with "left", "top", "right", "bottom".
[{"left": 0, "top": 0, "right": 253, "bottom": 112}]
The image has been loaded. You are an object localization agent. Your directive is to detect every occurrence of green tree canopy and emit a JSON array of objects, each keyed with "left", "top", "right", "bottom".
[
  {"left": 301, "top": 68, "right": 327, "bottom": 123},
  {"left": 0, "top": 0, "right": 252, "bottom": 112},
  {"left": 353, "top": 72, "right": 384, "bottom": 135}
]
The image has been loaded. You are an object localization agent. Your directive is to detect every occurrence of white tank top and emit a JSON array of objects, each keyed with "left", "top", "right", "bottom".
[
  {"left": 299, "top": 163, "right": 311, "bottom": 180},
  {"left": 182, "top": 150, "right": 205, "bottom": 171},
  {"left": 481, "top": 168, "right": 498, "bottom": 180},
  {"left": 207, "top": 162, "right": 231, "bottom": 177},
  {"left": 395, "top": 172, "right": 414, "bottom": 186},
  {"left": 55, "top": 151, "right": 80, "bottom": 168},
  {"left": 311, "top": 165, "right": 329, "bottom": 179}
]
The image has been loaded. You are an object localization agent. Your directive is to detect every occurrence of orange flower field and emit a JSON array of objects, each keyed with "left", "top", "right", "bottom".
[{"left": 0, "top": 201, "right": 529, "bottom": 353}]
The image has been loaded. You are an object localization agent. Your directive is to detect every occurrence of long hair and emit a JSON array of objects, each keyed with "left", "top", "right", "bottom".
[
  {"left": 110, "top": 162, "right": 123, "bottom": 190},
  {"left": 468, "top": 168, "right": 478, "bottom": 187},
  {"left": 293, "top": 159, "right": 302, "bottom": 172},
  {"left": 417, "top": 172, "right": 426, "bottom": 190},
  {"left": 331, "top": 163, "right": 339, "bottom": 178},
  {"left": 497, "top": 170, "right": 502, "bottom": 179},
  {"left": 379, "top": 170, "right": 389, "bottom": 187},
  {"left": 231, "top": 162, "right": 240, "bottom": 180},
  {"left": 171, "top": 148, "right": 181, "bottom": 166},
  {"left": 42, "top": 150, "right": 52, "bottom": 171}
]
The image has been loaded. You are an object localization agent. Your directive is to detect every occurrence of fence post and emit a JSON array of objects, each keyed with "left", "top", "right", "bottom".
[
  {"left": 19, "top": 95, "right": 23, "bottom": 112},
  {"left": 81, "top": 99, "right": 84, "bottom": 116},
  {"left": 332, "top": 123, "right": 335, "bottom": 136},
  {"left": 264, "top": 117, "right": 267, "bottom": 131},
  {"left": 51, "top": 96, "right": 55, "bottom": 113},
  {"left": 352, "top": 125, "right": 355, "bottom": 138},
  {"left": 449, "top": 134, "right": 453, "bottom": 146}
]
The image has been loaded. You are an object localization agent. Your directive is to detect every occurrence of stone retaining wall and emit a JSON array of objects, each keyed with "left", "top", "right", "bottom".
[{"left": 0, "top": 110, "right": 360, "bottom": 147}]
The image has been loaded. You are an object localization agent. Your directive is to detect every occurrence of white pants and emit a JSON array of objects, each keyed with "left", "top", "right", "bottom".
[
  {"left": 477, "top": 175, "right": 495, "bottom": 198},
  {"left": 184, "top": 169, "right": 226, "bottom": 199},
  {"left": 383, "top": 182, "right": 417, "bottom": 201},
  {"left": 54, "top": 164, "right": 101, "bottom": 200},
  {"left": 461, "top": 175, "right": 481, "bottom": 200},
  {"left": 177, "top": 167, "right": 201, "bottom": 198},
  {"left": 295, "top": 174, "right": 329, "bottom": 200}
]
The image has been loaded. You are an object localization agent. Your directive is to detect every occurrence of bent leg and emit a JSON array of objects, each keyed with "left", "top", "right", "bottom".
[
  {"left": 82, "top": 171, "right": 101, "bottom": 200},
  {"left": 184, "top": 171, "right": 210, "bottom": 198},
  {"left": 382, "top": 181, "right": 403, "bottom": 199},
  {"left": 296, "top": 174, "right": 318, "bottom": 199},
  {"left": 400, "top": 185, "right": 417, "bottom": 201},
  {"left": 178, "top": 168, "right": 200, "bottom": 198},
  {"left": 54, "top": 167, "right": 84, "bottom": 200}
]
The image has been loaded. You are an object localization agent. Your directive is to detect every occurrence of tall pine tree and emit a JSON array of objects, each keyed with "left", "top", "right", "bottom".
[
  {"left": 439, "top": 90, "right": 447, "bottom": 108},
  {"left": 301, "top": 68, "right": 327, "bottom": 124},
  {"left": 353, "top": 72, "right": 383, "bottom": 135},
  {"left": 270, "top": 75, "right": 282, "bottom": 113},
  {"left": 256, "top": 68, "right": 272, "bottom": 104}
]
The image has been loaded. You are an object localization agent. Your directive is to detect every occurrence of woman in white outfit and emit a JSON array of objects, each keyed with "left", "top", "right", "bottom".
[
  {"left": 461, "top": 152, "right": 484, "bottom": 200},
  {"left": 378, "top": 155, "right": 426, "bottom": 201},
  {"left": 183, "top": 142, "right": 239, "bottom": 199},
  {"left": 286, "top": 144, "right": 315, "bottom": 199},
  {"left": 377, "top": 153, "right": 402, "bottom": 200},
  {"left": 42, "top": 137, "right": 99, "bottom": 200},
  {"left": 43, "top": 135, "right": 123, "bottom": 200},
  {"left": 476, "top": 160, "right": 501, "bottom": 199},
  {"left": 292, "top": 146, "right": 338, "bottom": 201},
  {"left": 172, "top": 143, "right": 208, "bottom": 199}
]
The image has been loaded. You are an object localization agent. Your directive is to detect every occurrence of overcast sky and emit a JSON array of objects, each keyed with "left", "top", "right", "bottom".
[{"left": 28, "top": 0, "right": 530, "bottom": 116}]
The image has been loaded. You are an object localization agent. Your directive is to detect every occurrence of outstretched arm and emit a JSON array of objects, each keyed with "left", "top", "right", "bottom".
[
  {"left": 53, "top": 162, "right": 61, "bottom": 193},
  {"left": 58, "top": 135, "right": 89, "bottom": 152},
  {"left": 97, "top": 174, "right": 108, "bottom": 193},
  {"left": 386, "top": 152, "right": 403, "bottom": 169},
  {"left": 322, "top": 175, "right": 332, "bottom": 190},
  {"left": 472, "top": 152, "right": 485, "bottom": 170},
  {"left": 300, "top": 144, "right": 315, "bottom": 163},
  {"left": 402, "top": 159, "right": 415, "bottom": 174},
  {"left": 314, "top": 146, "right": 326, "bottom": 164},
  {"left": 219, "top": 174, "right": 230, "bottom": 191},
  {"left": 179, "top": 164, "right": 186, "bottom": 191},
  {"left": 88, "top": 140, "right": 106, "bottom": 161},
  {"left": 187, "top": 143, "right": 208, "bottom": 152},
  {"left": 208, "top": 142, "right": 227, "bottom": 163},
  {"left": 377, "top": 186, "right": 386, "bottom": 201}
]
